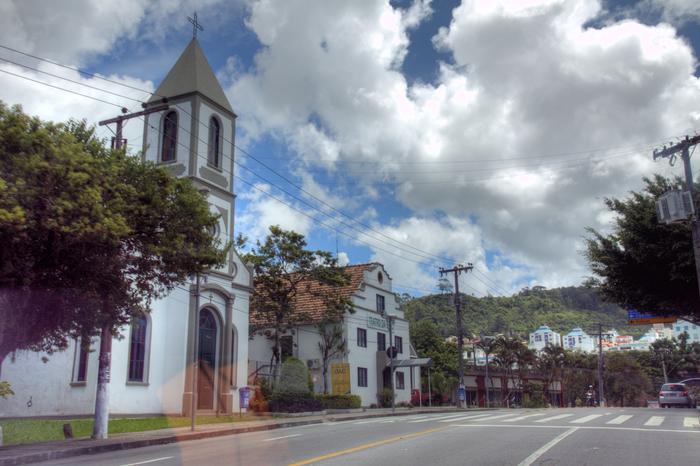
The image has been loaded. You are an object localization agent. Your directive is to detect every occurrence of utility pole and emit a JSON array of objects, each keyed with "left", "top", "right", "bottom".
[
  {"left": 388, "top": 314, "right": 395, "bottom": 412},
  {"left": 653, "top": 135, "right": 700, "bottom": 295},
  {"left": 93, "top": 103, "right": 168, "bottom": 440},
  {"left": 439, "top": 263, "right": 473, "bottom": 408},
  {"left": 597, "top": 323, "right": 605, "bottom": 408}
]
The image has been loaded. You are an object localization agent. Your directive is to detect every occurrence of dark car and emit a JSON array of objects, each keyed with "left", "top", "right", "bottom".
[{"left": 658, "top": 383, "right": 695, "bottom": 408}]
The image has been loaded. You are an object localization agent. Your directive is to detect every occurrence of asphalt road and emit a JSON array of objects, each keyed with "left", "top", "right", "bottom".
[{"left": 35, "top": 407, "right": 700, "bottom": 466}]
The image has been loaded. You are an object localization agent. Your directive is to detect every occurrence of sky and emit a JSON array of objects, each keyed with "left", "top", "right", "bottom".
[{"left": 1, "top": 0, "right": 700, "bottom": 297}]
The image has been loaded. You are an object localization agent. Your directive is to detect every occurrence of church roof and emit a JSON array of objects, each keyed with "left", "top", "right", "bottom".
[
  {"left": 250, "top": 263, "right": 383, "bottom": 327},
  {"left": 148, "top": 38, "right": 234, "bottom": 114}
]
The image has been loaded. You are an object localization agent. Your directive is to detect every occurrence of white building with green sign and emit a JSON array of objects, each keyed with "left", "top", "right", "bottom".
[{"left": 248, "top": 263, "right": 423, "bottom": 406}]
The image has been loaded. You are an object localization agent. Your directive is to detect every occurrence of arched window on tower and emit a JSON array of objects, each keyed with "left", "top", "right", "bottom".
[
  {"left": 128, "top": 316, "right": 149, "bottom": 382},
  {"left": 208, "top": 116, "right": 221, "bottom": 168},
  {"left": 161, "top": 111, "right": 178, "bottom": 162}
]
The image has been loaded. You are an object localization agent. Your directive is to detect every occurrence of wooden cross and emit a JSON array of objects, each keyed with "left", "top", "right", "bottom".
[{"left": 188, "top": 12, "right": 204, "bottom": 39}]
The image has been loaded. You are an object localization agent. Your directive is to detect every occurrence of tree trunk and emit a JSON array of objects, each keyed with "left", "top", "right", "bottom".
[
  {"left": 322, "top": 364, "right": 328, "bottom": 394},
  {"left": 92, "top": 324, "right": 112, "bottom": 439}
]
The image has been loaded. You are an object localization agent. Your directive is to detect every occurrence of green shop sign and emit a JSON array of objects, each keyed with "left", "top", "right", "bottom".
[{"left": 367, "top": 315, "right": 388, "bottom": 331}]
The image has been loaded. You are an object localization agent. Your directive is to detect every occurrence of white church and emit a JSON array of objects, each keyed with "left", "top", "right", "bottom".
[{"left": 0, "top": 38, "right": 253, "bottom": 417}]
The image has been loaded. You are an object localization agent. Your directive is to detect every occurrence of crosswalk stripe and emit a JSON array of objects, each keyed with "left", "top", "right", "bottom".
[
  {"left": 353, "top": 419, "right": 388, "bottom": 424},
  {"left": 606, "top": 415, "right": 633, "bottom": 425},
  {"left": 570, "top": 414, "right": 603, "bottom": 424},
  {"left": 503, "top": 413, "right": 548, "bottom": 422},
  {"left": 644, "top": 416, "right": 665, "bottom": 427},
  {"left": 409, "top": 413, "right": 469, "bottom": 423},
  {"left": 438, "top": 413, "right": 496, "bottom": 423},
  {"left": 535, "top": 413, "right": 574, "bottom": 423},
  {"left": 683, "top": 417, "right": 700, "bottom": 428},
  {"left": 472, "top": 413, "right": 522, "bottom": 422}
]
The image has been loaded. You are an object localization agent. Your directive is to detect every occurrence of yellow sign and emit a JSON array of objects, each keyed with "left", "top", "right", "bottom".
[{"left": 331, "top": 362, "right": 351, "bottom": 395}]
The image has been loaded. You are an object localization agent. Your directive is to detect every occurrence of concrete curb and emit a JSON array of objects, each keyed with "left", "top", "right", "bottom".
[{"left": 0, "top": 408, "right": 484, "bottom": 465}]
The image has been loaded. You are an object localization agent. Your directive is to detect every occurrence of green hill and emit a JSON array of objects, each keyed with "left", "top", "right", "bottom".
[{"left": 401, "top": 286, "right": 647, "bottom": 339}]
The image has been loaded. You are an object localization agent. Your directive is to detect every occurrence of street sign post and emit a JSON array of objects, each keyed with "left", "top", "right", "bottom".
[{"left": 627, "top": 309, "right": 677, "bottom": 325}]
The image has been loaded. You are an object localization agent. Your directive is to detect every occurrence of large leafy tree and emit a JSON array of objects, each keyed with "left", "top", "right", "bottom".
[
  {"left": 243, "top": 226, "right": 352, "bottom": 375},
  {"left": 0, "top": 103, "right": 225, "bottom": 378},
  {"left": 585, "top": 175, "right": 699, "bottom": 322}
]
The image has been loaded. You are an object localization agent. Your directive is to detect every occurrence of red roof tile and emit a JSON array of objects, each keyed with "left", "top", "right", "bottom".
[{"left": 249, "top": 263, "right": 381, "bottom": 327}]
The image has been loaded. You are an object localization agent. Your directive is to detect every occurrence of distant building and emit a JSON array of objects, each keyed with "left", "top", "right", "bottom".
[
  {"left": 673, "top": 319, "right": 700, "bottom": 344},
  {"left": 563, "top": 327, "right": 597, "bottom": 352},
  {"left": 528, "top": 325, "right": 562, "bottom": 352},
  {"left": 653, "top": 324, "right": 674, "bottom": 341}
]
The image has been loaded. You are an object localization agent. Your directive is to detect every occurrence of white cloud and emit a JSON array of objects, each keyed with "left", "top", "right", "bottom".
[
  {"left": 227, "top": 0, "right": 700, "bottom": 292},
  {"left": 337, "top": 251, "right": 350, "bottom": 267},
  {"left": 236, "top": 182, "right": 313, "bottom": 241}
]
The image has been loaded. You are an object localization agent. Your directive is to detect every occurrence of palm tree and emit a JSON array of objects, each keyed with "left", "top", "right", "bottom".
[
  {"left": 494, "top": 335, "right": 529, "bottom": 407},
  {"left": 537, "top": 344, "right": 566, "bottom": 405}
]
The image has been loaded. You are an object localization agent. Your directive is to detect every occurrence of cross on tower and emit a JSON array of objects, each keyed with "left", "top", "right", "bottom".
[{"left": 188, "top": 12, "right": 204, "bottom": 39}]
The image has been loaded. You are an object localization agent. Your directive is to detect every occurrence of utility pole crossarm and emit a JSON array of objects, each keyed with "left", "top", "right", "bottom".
[{"left": 653, "top": 135, "right": 700, "bottom": 160}]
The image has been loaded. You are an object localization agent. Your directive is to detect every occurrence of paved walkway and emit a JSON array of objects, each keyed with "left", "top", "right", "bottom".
[{"left": 0, "top": 407, "right": 472, "bottom": 466}]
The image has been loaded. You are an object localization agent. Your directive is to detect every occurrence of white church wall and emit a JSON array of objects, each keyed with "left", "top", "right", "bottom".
[{"left": 1, "top": 339, "right": 98, "bottom": 417}]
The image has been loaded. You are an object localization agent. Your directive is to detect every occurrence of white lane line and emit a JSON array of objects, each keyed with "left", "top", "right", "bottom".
[
  {"left": 503, "top": 413, "right": 548, "bottom": 422},
  {"left": 438, "top": 413, "right": 496, "bottom": 423},
  {"left": 121, "top": 458, "right": 174, "bottom": 466},
  {"left": 451, "top": 423, "right": 700, "bottom": 434},
  {"left": 535, "top": 413, "right": 574, "bottom": 423},
  {"left": 644, "top": 416, "right": 665, "bottom": 427},
  {"left": 570, "top": 414, "right": 603, "bottom": 424},
  {"left": 683, "top": 417, "right": 700, "bottom": 428},
  {"left": 262, "top": 434, "right": 302, "bottom": 442},
  {"left": 473, "top": 413, "right": 523, "bottom": 422},
  {"left": 517, "top": 427, "right": 578, "bottom": 466},
  {"left": 379, "top": 420, "right": 395, "bottom": 423},
  {"left": 353, "top": 418, "right": 388, "bottom": 425},
  {"left": 409, "top": 413, "right": 473, "bottom": 423},
  {"left": 606, "top": 415, "right": 633, "bottom": 425}
]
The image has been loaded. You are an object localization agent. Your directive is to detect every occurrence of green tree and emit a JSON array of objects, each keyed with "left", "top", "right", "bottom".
[
  {"left": 243, "top": 226, "right": 351, "bottom": 376},
  {"left": 317, "top": 321, "right": 347, "bottom": 394},
  {"left": 585, "top": 175, "right": 699, "bottom": 322},
  {"left": 493, "top": 335, "right": 528, "bottom": 406},
  {"left": 0, "top": 104, "right": 226, "bottom": 436},
  {"left": 604, "top": 352, "right": 652, "bottom": 407}
]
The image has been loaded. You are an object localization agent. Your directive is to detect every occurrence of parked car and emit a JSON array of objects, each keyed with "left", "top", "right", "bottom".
[{"left": 658, "top": 383, "right": 696, "bottom": 408}]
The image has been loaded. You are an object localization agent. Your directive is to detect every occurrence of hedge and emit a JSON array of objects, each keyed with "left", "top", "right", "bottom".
[
  {"left": 268, "top": 391, "right": 324, "bottom": 413},
  {"left": 318, "top": 394, "right": 362, "bottom": 409}
]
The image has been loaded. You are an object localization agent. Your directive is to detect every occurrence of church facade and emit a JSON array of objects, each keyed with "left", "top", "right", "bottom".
[{"left": 0, "top": 39, "right": 252, "bottom": 417}]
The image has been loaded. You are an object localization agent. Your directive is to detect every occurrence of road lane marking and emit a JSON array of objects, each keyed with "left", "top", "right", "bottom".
[
  {"left": 606, "top": 415, "right": 633, "bottom": 425},
  {"left": 644, "top": 416, "right": 665, "bottom": 426},
  {"left": 517, "top": 427, "right": 578, "bottom": 466},
  {"left": 353, "top": 418, "right": 388, "bottom": 424},
  {"left": 683, "top": 417, "right": 700, "bottom": 428},
  {"left": 472, "top": 413, "right": 522, "bottom": 422},
  {"left": 409, "top": 413, "right": 472, "bottom": 423},
  {"left": 503, "top": 413, "right": 548, "bottom": 422},
  {"left": 287, "top": 426, "right": 448, "bottom": 466},
  {"left": 570, "top": 414, "right": 603, "bottom": 424},
  {"left": 535, "top": 413, "right": 574, "bottom": 423},
  {"left": 451, "top": 423, "right": 700, "bottom": 434},
  {"left": 263, "top": 434, "right": 302, "bottom": 442},
  {"left": 438, "top": 413, "right": 496, "bottom": 423},
  {"left": 121, "top": 458, "right": 174, "bottom": 466}
]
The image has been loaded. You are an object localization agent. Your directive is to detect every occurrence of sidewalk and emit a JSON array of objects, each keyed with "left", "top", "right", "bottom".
[{"left": 0, "top": 407, "right": 479, "bottom": 466}]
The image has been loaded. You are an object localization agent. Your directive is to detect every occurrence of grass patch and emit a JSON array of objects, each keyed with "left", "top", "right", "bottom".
[{"left": 0, "top": 414, "right": 265, "bottom": 446}]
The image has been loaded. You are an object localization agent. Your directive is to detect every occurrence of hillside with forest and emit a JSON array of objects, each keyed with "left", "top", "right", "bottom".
[{"left": 401, "top": 286, "right": 646, "bottom": 339}]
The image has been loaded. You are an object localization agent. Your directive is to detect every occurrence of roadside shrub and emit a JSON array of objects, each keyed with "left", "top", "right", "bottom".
[
  {"left": 318, "top": 394, "right": 362, "bottom": 409},
  {"left": 276, "top": 357, "right": 310, "bottom": 395},
  {"left": 249, "top": 386, "right": 269, "bottom": 413},
  {"left": 0, "top": 381, "right": 14, "bottom": 399},
  {"left": 269, "top": 391, "right": 323, "bottom": 413},
  {"left": 377, "top": 388, "right": 395, "bottom": 408},
  {"left": 522, "top": 382, "right": 547, "bottom": 408},
  {"left": 259, "top": 378, "right": 272, "bottom": 400},
  {"left": 396, "top": 401, "right": 413, "bottom": 408}
]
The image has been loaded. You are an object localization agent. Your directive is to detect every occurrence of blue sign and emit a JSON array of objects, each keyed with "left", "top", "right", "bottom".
[
  {"left": 239, "top": 387, "right": 250, "bottom": 409},
  {"left": 458, "top": 387, "right": 466, "bottom": 401},
  {"left": 627, "top": 309, "right": 676, "bottom": 325}
]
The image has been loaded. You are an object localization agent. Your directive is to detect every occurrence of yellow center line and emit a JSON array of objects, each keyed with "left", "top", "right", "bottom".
[{"left": 287, "top": 426, "right": 448, "bottom": 466}]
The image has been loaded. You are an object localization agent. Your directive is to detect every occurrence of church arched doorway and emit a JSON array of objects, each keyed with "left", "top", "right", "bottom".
[{"left": 197, "top": 308, "right": 219, "bottom": 410}]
